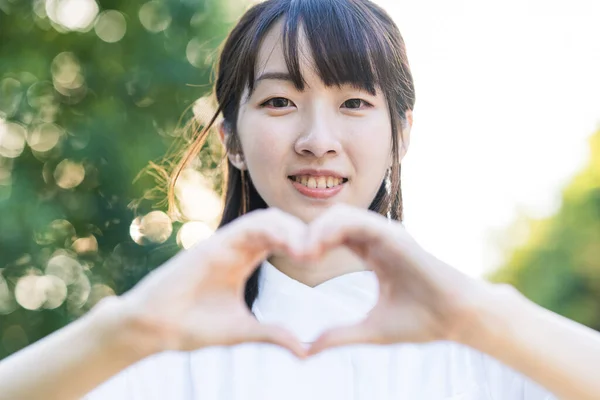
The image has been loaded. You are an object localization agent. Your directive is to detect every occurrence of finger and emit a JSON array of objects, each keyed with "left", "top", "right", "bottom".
[
  {"left": 241, "top": 209, "right": 308, "bottom": 257},
  {"left": 273, "top": 210, "right": 311, "bottom": 258},
  {"left": 214, "top": 209, "right": 307, "bottom": 273},
  {"left": 306, "top": 206, "right": 387, "bottom": 257},
  {"left": 245, "top": 322, "right": 308, "bottom": 359},
  {"left": 306, "top": 321, "right": 375, "bottom": 357}
]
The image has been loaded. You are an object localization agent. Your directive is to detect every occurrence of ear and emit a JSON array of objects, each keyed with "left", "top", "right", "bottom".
[
  {"left": 229, "top": 153, "right": 247, "bottom": 171},
  {"left": 398, "top": 109, "right": 413, "bottom": 161},
  {"left": 387, "top": 109, "right": 413, "bottom": 168},
  {"left": 217, "top": 121, "right": 227, "bottom": 148},
  {"left": 218, "top": 122, "right": 247, "bottom": 171}
]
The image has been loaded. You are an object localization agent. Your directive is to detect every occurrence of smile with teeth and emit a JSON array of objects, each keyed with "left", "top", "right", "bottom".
[{"left": 289, "top": 175, "right": 348, "bottom": 189}]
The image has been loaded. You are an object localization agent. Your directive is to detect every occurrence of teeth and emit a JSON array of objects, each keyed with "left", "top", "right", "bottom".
[
  {"left": 292, "top": 175, "right": 345, "bottom": 188},
  {"left": 317, "top": 176, "right": 327, "bottom": 189}
]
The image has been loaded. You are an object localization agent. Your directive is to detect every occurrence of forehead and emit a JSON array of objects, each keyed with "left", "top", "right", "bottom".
[
  {"left": 245, "top": 10, "right": 382, "bottom": 98},
  {"left": 255, "top": 19, "right": 316, "bottom": 81}
]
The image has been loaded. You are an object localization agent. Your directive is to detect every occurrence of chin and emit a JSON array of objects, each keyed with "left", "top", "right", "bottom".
[{"left": 281, "top": 202, "right": 339, "bottom": 224}]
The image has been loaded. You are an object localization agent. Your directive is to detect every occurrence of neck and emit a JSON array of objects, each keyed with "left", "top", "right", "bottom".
[{"left": 268, "top": 247, "right": 369, "bottom": 287}]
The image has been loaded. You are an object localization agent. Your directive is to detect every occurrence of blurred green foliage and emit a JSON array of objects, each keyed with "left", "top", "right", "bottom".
[
  {"left": 0, "top": 0, "right": 243, "bottom": 359},
  {"left": 489, "top": 129, "right": 600, "bottom": 331}
]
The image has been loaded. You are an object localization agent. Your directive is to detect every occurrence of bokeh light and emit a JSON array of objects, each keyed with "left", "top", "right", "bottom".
[
  {"left": 26, "top": 81, "right": 59, "bottom": 123},
  {"left": 46, "top": 254, "right": 82, "bottom": 285},
  {"left": 130, "top": 210, "right": 173, "bottom": 245},
  {"left": 0, "top": 120, "right": 27, "bottom": 159},
  {"left": 192, "top": 95, "right": 217, "bottom": 125},
  {"left": 39, "top": 275, "right": 68, "bottom": 309},
  {"left": 138, "top": 1, "right": 171, "bottom": 33},
  {"left": 95, "top": 10, "right": 127, "bottom": 43},
  {"left": 190, "top": 11, "right": 208, "bottom": 28},
  {"left": 27, "top": 122, "right": 63, "bottom": 153},
  {"left": 45, "top": 0, "right": 99, "bottom": 32},
  {"left": 129, "top": 216, "right": 144, "bottom": 244},
  {"left": 175, "top": 168, "right": 222, "bottom": 223},
  {"left": 86, "top": 283, "right": 115, "bottom": 308},
  {"left": 72, "top": 235, "right": 98, "bottom": 254},
  {"left": 54, "top": 159, "right": 85, "bottom": 189},
  {"left": 186, "top": 37, "right": 214, "bottom": 68},
  {"left": 15, "top": 274, "right": 46, "bottom": 311},
  {"left": 177, "top": 221, "right": 214, "bottom": 249},
  {"left": 0, "top": 78, "right": 23, "bottom": 119},
  {"left": 34, "top": 219, "right": 76, "bottom": 246},
  {"left": 51, "top": 52, "right": 82, "bottom": 89},
  {"left": 0, "top": 274, "right": 17, "bottom": 315},
  {"left": 51, "top": 52, "right": 87, "bottom": 102},
  {"left": 66, "top": 269, "right": 91, "bottom": 309}
]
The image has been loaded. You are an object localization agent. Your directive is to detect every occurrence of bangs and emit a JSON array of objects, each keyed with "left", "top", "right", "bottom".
[
  {"left": 282, "top": 0, "right": 383, "bottom": 95},
  {"left": 244, "top": 0, "right": 395, "bottom": 97}
]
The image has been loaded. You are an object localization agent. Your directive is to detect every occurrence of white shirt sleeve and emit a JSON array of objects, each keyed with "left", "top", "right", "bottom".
[
  {"left": 480, "top": 352, "right": 559, "bottom": 400},
  {"left": 81, "top": 351, "right": 192, "bottom": 400}
]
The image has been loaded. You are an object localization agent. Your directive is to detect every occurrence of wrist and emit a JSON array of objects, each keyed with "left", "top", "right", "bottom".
[
  {"left": 449, "top": 280, "right": 527, "bottom": 351},
  {"left": 89, "top": 295, "right": 165, "bottom": 360}
]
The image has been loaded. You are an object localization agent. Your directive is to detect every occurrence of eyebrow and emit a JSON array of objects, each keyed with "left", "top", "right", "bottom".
[
  {"left": 255, "top": 72, "right": 294, "bottom": 84},
  {"left": 253, "top": 72, "right": 378, "bottom": 95}
]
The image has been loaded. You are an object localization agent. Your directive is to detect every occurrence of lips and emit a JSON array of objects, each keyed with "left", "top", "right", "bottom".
[{"left": 287, "top": 169, "right": 348, "bottom": 199}]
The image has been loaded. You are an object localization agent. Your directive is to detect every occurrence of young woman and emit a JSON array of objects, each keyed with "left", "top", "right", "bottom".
[{"left": 1, "top": 0, "right": 599, "bottom": 399}]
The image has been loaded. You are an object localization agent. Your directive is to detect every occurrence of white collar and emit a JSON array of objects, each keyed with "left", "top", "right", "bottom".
[{"left": 252, "top": 259, "right": 379, "bottom": 344}]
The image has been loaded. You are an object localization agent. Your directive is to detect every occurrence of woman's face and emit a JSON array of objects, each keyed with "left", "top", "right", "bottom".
[{"left": 234, "top": 20, "right": 399, "bottom": 223}]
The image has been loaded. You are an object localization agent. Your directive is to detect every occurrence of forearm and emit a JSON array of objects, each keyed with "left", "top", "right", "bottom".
[
  {"left": 0, "top": 296, "right": 159, "bottom": 400},
  {"left": 461, "top": 283, "right": 600, "bottom": 400}
]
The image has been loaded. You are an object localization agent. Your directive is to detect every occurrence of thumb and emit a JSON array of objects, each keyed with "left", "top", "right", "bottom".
[
  {"left": 307, "top": 322, "right": 374, "bottom": 357},
  {"left": 245, "top": 322, "right": 307, "bottom": 359}
]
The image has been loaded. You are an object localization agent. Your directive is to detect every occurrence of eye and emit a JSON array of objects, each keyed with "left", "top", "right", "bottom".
[
  {"left": 342, "top": 98, "right": 372, "bottom": 109},
  {"left": 261, "top": 97, "right": 295, "bottom": 108}
]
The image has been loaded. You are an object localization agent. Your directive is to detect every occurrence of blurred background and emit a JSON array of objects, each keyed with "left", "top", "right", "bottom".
[{"left": 0, "top": 0, "right": 599, "bottom": 360}]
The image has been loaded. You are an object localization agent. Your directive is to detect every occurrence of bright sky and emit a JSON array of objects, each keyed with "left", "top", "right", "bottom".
[{"left": 373, "top": 0, "right": 600, "bottom": 277}]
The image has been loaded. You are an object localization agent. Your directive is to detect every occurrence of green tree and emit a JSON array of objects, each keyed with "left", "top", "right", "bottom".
[
  {"left": 489, "top": 128, "right": 600, "bottom": 330},
  {"left": 0, "top": 0, "right": 244, "bottom": 359}
]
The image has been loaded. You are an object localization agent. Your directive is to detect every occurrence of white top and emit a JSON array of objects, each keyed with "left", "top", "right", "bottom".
[{"left": 84, "top": 260, "right": 557, "bottom": 400}]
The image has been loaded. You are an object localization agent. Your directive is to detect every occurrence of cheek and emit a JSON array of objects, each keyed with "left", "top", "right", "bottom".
[
  {"left": 238, "top": 113, "right": 291, "bottom": 174},
  {"left": 345, "top": 115, "right": 392, "bottom": 168}
]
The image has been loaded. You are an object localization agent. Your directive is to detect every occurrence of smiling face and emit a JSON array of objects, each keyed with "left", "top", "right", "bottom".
[{"left": 232, "top": 19, "right": 399, "bottom": 223}]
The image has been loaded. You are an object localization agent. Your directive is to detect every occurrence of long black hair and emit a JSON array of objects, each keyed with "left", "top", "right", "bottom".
[{"left": 167, "top": 0, "right": 415, "bottom": 309}]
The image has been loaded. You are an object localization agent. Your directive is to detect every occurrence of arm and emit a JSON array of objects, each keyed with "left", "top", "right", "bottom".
[
  {"left": 298, "top": 205, "right": 598, "bottom": 398},
  {"left": 0, "top": 209, "right": 307, "bottom": 400},
  {"left": 0, "top": 297, "right": 159, "bottom": 400},
  {"left": 459, "top": 283, "right": 600, "bottom": 400}
]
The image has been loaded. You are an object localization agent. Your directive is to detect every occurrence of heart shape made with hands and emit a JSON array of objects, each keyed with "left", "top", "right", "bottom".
[
  {"left": 247, "top": 205, "right": 478, "bottom": 359},
  {"left": 132, "top": 204, "right": 479, "bottom": 360}
]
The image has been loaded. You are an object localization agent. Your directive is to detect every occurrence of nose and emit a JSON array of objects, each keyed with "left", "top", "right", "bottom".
[{"left": 293, "top": 109, "right": 342, "bottom": 159}]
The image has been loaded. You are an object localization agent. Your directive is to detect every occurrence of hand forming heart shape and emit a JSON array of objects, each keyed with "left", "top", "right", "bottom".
[{"left": 119, "top": 204, "right": 486, "bottom": 360}]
